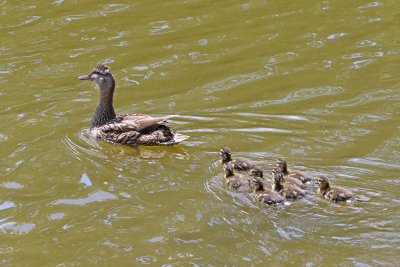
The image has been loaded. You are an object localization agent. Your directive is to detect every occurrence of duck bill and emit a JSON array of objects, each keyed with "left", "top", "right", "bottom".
[{"left": 78, "top": 74, "right": 92, "bottom": 81}]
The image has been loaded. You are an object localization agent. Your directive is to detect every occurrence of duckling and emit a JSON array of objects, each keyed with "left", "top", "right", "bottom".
[
  {"left": 249, "top": 166, "right": 272, "bottom": 190},
  {"left": 317, "top": 176, "right": 354, "bottom": 202},
  {"left": 272, "top": 167, "right": 306, "bottom": 200},
  {"left": 78, "top": 64, "right": 189, "bottom": 146},
  {"left": 252, "top": 177, "right": 284, "bottom": 205},
  {"left": 275, "top": 158, "right": 312, "bottom": 184},
  {"left": 223, "top": 162, "right": 251, "bottom": 191},
  {"left": 220, "top": 147, "right": 258, "bottom": 171},
  {"left": 275, "top": 165, "right": 307, "bottom": 190}
]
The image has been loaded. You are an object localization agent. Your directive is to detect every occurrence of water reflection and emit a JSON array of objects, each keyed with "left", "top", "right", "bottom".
[
  {"left": 1, "top": 0, "right": 399, "bottom": 265},
  {"left": 63, "top": 128, "right": 190, "bottom": 161}
]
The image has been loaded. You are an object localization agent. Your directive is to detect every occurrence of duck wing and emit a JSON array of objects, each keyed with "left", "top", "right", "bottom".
[
  {"left": 113, "top": 113, "right": 178, "bottom": 133},
  {"left": 91, "top": 114, "right": 188, "bottom": 145},
  {"left": 326, "top": 186, "right": 354, "bottom": 202},
  {"left": 256, "top": 191, "right": 284, "bottom": 205},
  {"left": 231, "top": 157, "right": 257, "bottom": 171},
  {"left": 288, "top": 169, "right": 313, "bottom": 183}
]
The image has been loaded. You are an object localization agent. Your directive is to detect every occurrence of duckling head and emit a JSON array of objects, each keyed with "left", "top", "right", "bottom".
[
  {"left": 223, "top": 162, "right": 234, "bottom": 176},
  {"left": 317, "top": 176, "right": 330, "bottom": 189},
  {"left": 220, "top": 147, "right": 232, "bottom": 161},
  {"left": 249, "top": 166, "right": 263, "bottom": 178},
  {"left": 272, "top": 167, "right": 283, "bottom": 182},
  {"left": 275, "top": 158, "right": 288, "bottom": 172},
  {"left": 252, "top": 177, "right": 264, "bottom": 190}
]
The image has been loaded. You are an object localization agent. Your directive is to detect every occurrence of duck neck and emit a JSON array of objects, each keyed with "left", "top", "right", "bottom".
[
  {"left": 222, "top": 154, "right": 232, "bottom": 164},
  {"left": 272, "top": 179, "right": 282, "bottom": 192},
  {"left": 224, "top": 170, "right": 233, "bottom": 178},
  {"left": 90, "top": 80, "right": 116, "bottom": 129},
  {"left": 319, "top": 182, "right": 330, "bottom": 192},
  {"left": 282, "top": 164, "right": 289, "bottom": 175},
  {"left": 255, "top": 185, "right": 264, "bottom": 193}
]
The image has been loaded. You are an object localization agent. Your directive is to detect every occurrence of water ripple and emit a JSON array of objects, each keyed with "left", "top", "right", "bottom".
[
  {"left": 54, "top": 190, "right": 117, "bottom": 205},
  {"left": 327, "top": 89, "right": 399, "bottom": 107},
  {"left": 252, "top": 86, "right": 344, "bottom": 107},
  {"left": 197, "top": 69, "right": 274, "bottom": 94}
]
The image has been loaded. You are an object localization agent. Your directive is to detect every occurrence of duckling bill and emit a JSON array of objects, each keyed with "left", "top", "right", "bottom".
[{"left": 78, "top": 64, "right": 189, "bottom": 146}]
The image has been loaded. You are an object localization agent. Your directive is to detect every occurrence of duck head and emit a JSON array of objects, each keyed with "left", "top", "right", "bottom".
[
  {"left": 252, "top": 177, "right": 264, "bottom": 190},
  {"left": 220, "top": 147, "right": 232, "bottom": 161},
  {"left": 317, "top": 176, "right": 330, "bottom": 189},
  {"left": 79, "top": 64, "right": 115, "bottom": 93},
  {"left": 249, "top": 166, "right": 263, "bottom": 178},
  {"left": 223, "top": 162, "right": 234, "bottom": 176},
  {"left": 272, "top": 167, "right": 283, "bottom": 182},
  {"left": 275, "top": 158, "right": 288, "bottom": 173}
]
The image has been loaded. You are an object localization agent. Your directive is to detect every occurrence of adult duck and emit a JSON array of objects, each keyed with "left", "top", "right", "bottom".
[{"left": 78, "top": 64, "right": 189, "bottom": 146}]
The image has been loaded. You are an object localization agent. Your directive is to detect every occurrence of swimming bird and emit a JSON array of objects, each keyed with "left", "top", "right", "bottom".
[
  {"left": 272, "top": 167, "right": 306, "bottom": 200},
  {"left": 223, "top": 162, "right": 251, "bottom": 191},
  {"left": 317, "top": 176, "right": 354, "bottom": 202},
  {"left": 78, "top": 64, "right": 189, "bottom": 146},
  {"left": 252, "top": 177, "right": 284, "bottom": 205},
  {"left": 249, "top": 166, "right": 272, "bottom": 190},
  {"left": 219, "top": 147, "right": 258, "bottom": 171},
  {"left": 275, "top": 158, "right": 312, "bottom": 184}
]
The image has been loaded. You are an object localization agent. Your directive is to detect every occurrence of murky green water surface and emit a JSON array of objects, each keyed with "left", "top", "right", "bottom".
[{"left": 1, "top": 0, "right": 399, "bottom": 265}]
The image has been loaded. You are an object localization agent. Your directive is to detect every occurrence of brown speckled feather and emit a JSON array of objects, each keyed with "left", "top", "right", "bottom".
[
  {"left": 319, "top": 185, "right": 354, "bottom": 202},
  {"left": 317, "top": 176, "right": 354, "bottom": 202},
  {"left": 90, "top": 113, "right": 184, "bottom": 146}
]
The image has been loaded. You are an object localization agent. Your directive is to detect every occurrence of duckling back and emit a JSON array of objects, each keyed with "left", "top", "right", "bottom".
[{"left": 223, "top": 162, "right": 251, "bottom": 191}]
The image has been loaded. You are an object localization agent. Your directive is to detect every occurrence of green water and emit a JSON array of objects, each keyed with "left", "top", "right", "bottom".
[{"left": 1, "top": 0, "right": 399, "bottom": 265}]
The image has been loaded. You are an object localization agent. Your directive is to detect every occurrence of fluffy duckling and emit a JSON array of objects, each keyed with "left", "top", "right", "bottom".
[
  {"left": 275, "top": 158, "right": 312, "bottom": 184},
  {"left": 272, "top": 167, "right": 306, "bottom": 200},
  {"left": 220, "top": 147, "right": 258, "bottom": 171},
  {"left": 252, "top": 177, "right": 284, "bottom": 205},
  {"left": 277, "top": 166, "right": 308, "bottom": 190},
  {"left": 249, "top": 166, "right": 272, "bottom": 190},
  {"left": 223, "top": 162, "right": 251, "bottom": 191},
  {"left": 78, "top": 64, "right": 189, "bottom": 146},
  {"left": 317, "top": 176, "right": 354, "bottom": 202}
]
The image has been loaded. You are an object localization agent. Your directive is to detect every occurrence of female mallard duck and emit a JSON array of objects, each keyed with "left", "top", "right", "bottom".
[
  {"left": 275, "top": 158, "right": 312, "bottom": 184},
  {"left": 252, "top": 177, "right": 284, "bottom": 205},
  {"left": 223, "top": 162, "right": 251, "bottom": 191},
  {"left": 249, "top": 166, "right": 272, "bottom": 190},
  {"left": 78, "top": 64, "right": 189, "bottom": 146},
  {"left": 317, "top": 176, "right": 354, "bottom": 202},
  {"left": 220, "top": 147, "right": 258, "bottom": 171},
  {"left": 272, "top": 167, "right": 306, "bottom": 200}
]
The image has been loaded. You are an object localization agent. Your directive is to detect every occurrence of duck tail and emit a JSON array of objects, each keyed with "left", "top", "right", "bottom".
[{"left": 173, "top": 133, "right": 190, "bottom": 143}]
